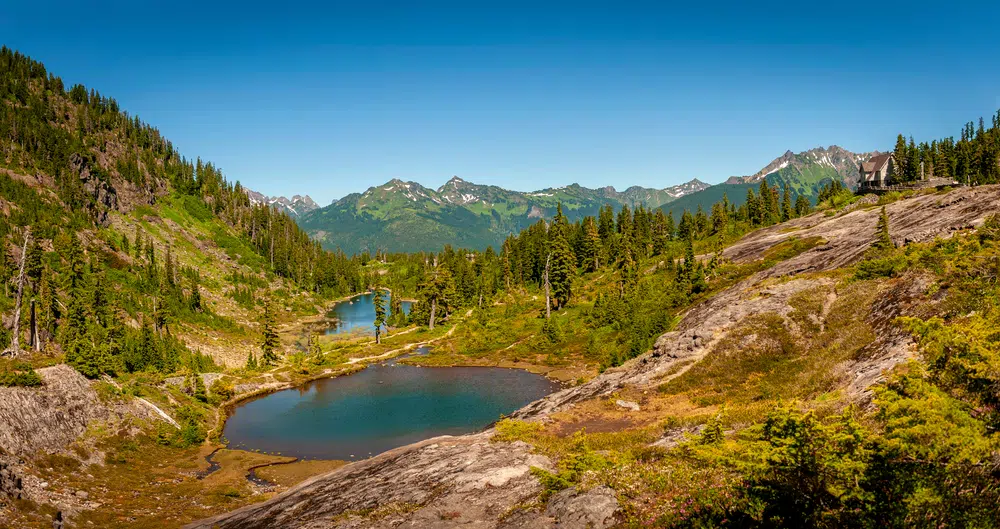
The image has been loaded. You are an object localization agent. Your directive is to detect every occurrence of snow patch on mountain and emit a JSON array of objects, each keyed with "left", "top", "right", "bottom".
[{"left": 245, "top": 190, "right": 320, "bottom": 219}]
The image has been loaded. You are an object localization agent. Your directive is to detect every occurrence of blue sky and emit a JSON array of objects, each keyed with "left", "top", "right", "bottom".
[{"left": 3, "top": 1, "right": 999, "bottom": 204}]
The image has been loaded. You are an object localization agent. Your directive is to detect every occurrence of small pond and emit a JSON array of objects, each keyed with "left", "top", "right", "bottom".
[
  {"left": 223, "top": 349, "right": 558, "bottom": 460},
  {"left": 325, "top": 291, "right": 412, "bottom": 336}
]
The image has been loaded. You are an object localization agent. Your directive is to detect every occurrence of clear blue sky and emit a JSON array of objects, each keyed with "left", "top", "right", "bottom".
[{"left": 3, "top": 1, "right": 999, "bottom": 205}]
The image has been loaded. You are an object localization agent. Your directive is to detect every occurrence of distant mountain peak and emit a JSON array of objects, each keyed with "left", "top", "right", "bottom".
[
  {"left": 727, "top": 146, "right": 872, "bottom": 186},
  {"left": 245, "top": 189, "right": 320, "bottom": 219}
]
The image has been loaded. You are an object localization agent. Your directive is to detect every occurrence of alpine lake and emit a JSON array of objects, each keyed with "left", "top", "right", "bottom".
[{"left": 223, "top": 292, "right": 559, "bottom": 460}]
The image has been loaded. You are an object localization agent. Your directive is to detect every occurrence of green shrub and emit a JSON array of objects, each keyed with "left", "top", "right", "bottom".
[
  {"left": 854, "top": 254, "right": 907, "bottom": 280},
  {"left": 0, "top": 362, "right": 43, "bottom": 387}
]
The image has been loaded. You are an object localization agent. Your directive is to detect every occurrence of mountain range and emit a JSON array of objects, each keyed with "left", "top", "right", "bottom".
[
  {"left": 262, "top": 145, "right": 871, "bottom": 254},
  {"left": 294, "top": 177, "right": 709, "bottom": 254},
  {"left": 244, "top": 190, "right": 320, "bottom": 219}
]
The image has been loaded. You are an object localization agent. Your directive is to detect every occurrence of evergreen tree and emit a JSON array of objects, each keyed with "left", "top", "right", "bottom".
[
  {"left": 193, "top": 375, "right": 207, "bottom": 402},
  {"left": 372, "top": 288, "right": 386, "bottom": 344},
  {"left": 548, "top": 204, "right": 575, "bottom": 308},
  {"left": 906, "top": 136, "right": 920, "bottom": 181},
  {"left": 245, "top": 351, "right": 258, "bottom": 371},
  {"left": 25, "top": 235, "right": 42, "bottom": 288},
  {"left": 308, "top": 333, "right": 324, "bottom": 365},
  {"left": 581, "top": 216, "right": 601, "bottom": 272},
  {"left": 616, "top": 205, "right": 633, "bottom": 236},
  {"left": 746, "top": 189, "right": 760, "bottom": 226},
  {"left": 389, "top": 286, "right": 403, "bottom": 326},
  {"left": 652, "top": 209, "right": 670, "bottom": 256},
  {"left": 873, "top": 207, "right": 894, "bottom": 251},
  {"left": 38, "top": 267, "right": 58, "bottom": 342},
  {"left": 419, "top": 260, "right": 454, "bottom": 330},
  {"left": 260, "top": 299, "right": 280, "bottom": 365},
  {"left": 694, "top": 205, "right": 709, "bottom": 237},
  {"left": 781, "top": 186, "right": 792, "bottom": 221},
  {"left": 677, "top": 210, "right": 695, "bottom": 241},
  {"left": 893, "top": 134, "right": 908, "bottom": 182},
  {"left": 189, "top": 277, "right": 202, "bottom": 312},
  {"left": 597, "top": 204, "right": 615, "bottom": 244},
  {"left": 795, "top": 195, "right": 811, "bottom": 217},
  {"left": 616, "top": 243, "right": 638, "bottom": 295}
]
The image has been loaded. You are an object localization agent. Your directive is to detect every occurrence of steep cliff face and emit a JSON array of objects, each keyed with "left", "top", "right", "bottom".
[{"left": 191, "top": 186, "right": 1000, "bottom": 528}]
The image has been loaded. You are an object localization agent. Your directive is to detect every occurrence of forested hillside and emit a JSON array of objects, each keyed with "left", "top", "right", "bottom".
[{"left": 0, "top": 46, "right": 373, "bottom": 374}]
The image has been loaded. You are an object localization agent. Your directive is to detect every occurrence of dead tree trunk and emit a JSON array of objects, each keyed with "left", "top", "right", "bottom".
[
  {"left": 544, "top": 252, "right": 552, "bottom": 320},
  {"left": 429, "top": 298, "right": 437, "bottom": 331},
  {"left": 7, "top": 230, "right": 31, "bottom": 356},
  {"left": 29, "top": 299, "right": 38, "bottom": 351}
]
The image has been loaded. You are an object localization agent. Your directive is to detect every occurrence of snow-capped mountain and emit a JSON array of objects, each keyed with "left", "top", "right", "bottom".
[
  {"left": 245, "top": 190, "right": 320, "bottom": 219},
  {"left": 726, "top": 146, "right": 871, "bottom": 189}
]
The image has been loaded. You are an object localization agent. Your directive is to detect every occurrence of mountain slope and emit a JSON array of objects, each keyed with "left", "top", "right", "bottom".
[
  {"left": 662, "top": 145, "right": 870, "bottom": 215},
  {"left": 0, "top": 47, "right": 363, "bottom": 366},
  {"left": 299, "top": 177, "right": 710, "bottom": 253}
]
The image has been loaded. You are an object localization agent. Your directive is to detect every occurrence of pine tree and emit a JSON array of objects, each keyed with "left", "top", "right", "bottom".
[
  {"left": 193, "top": 375, "right": 207, "bottom": 402},
  {"left": 389, "top": 286, "right": 403, "bottom": 327},
  {"left": 694, "top": 205, "right": 709, "bottom": 237},
  {"left": 372, "top": 288, "right": 386, "bottom": 344},
  {"left": 795, "top": 195, "right": 811, "bottom": 217},
  {"left": 25, "top": 235, "right": 42, "bottom": 289},
  {"left": 873, "top": 207, "right": 894, "bottom": 251},
  {"left": 164, "top": 245, "right": 175, "bottom": 287},
  {"left": 548, "top": 204, "right": 575, "bottom": 308},
  {"left": 500, "top": 238, "right": 513, "bottom": 290},
  {"left": 38, "top": 266, "right": 58, "bottom": 341},
  {"left": 260, "top": 299, "right": 280, "bottom": 365},
  {"left": 893, "top": 134, "right": 908, "bottom": 183},
  {"left": 420, "top": 260, "right": 454, "bottom": 330},
  {"left": 597, "top": 204, "right": 615, "bottom": 244},
  {"left": 616, "top": 205, "right": 633, "bottom": 236},
  {"left": 190, "top": 277, "right": 202, "bottom": 311},
  {"left": 308, "top": 333, "right": 324, "bottom": 365},
  {"left": 652, "top": 210, "right": 669, "bottom": 256},
  {"left": 581, "top": 216, "right": 601, "bottom": 272},
  {"left": 616, "top": 243, "right": 638, "bottom": 295},
  {"left": 746, "top": 189, "right": 760, "bottom": 225},
  {"left": 664, "top": 211, "right": 675, "bottom": 242},
  {"left": 677, "top": 210, "right": 695, "bottom": 241},
  {"left": 245, "top": 351, "right": 258, "bottom": 371},
  {"left": 781, "top": 186, "right": 792, "bottom": 221},
  {"left": 906, "top": 136, "right": 920, "bottom": 182}
]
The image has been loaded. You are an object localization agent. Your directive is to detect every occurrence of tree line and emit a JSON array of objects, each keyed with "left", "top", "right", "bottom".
[{"left": 890, "top": 110, "right": 1000, "bottom": 184}]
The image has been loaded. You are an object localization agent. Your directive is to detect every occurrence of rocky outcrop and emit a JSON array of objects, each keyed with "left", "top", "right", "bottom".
[
  {"left": 185, "top": 432, "right": 614, "bottom": 529},
  {"left": 0, "top": 365, "right": 111, "bottom": 457},
  {"left": 0, "top": 364, "right": 171, "bottom": 457},
  {"left": 69, "top": 152, "right": 118, "bottom": 225},
  {"left": 0, "top": 461, "right": 25, "bottom": 501},
  {"left": 722, "top": 185, "right": 1000, "bottom": 279}
]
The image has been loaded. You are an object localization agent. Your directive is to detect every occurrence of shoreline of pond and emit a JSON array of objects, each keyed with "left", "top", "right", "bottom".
[
  {"left": 210, "top": 339, "right": 569, "bottom": 449},
  {"left": 221, "top": 356, "right": 562, "bottom": 461}
]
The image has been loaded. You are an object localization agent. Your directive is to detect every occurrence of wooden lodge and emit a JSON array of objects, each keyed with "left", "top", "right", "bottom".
[{"left": 858, "top": 153, "right": 959, "bottom": 193}]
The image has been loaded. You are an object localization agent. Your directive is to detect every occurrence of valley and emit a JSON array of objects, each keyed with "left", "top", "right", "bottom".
[{"left": 2, "top": 44, "right": 1000, "bottom": 529}]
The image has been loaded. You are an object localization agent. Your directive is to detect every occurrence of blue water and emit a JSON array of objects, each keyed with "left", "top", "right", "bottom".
[
  {"left": 326, "top": 292, "right": 412, "bottom": 336},
  {"left": 223, "top": 352, "right": 558, "bottom": 460}
]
